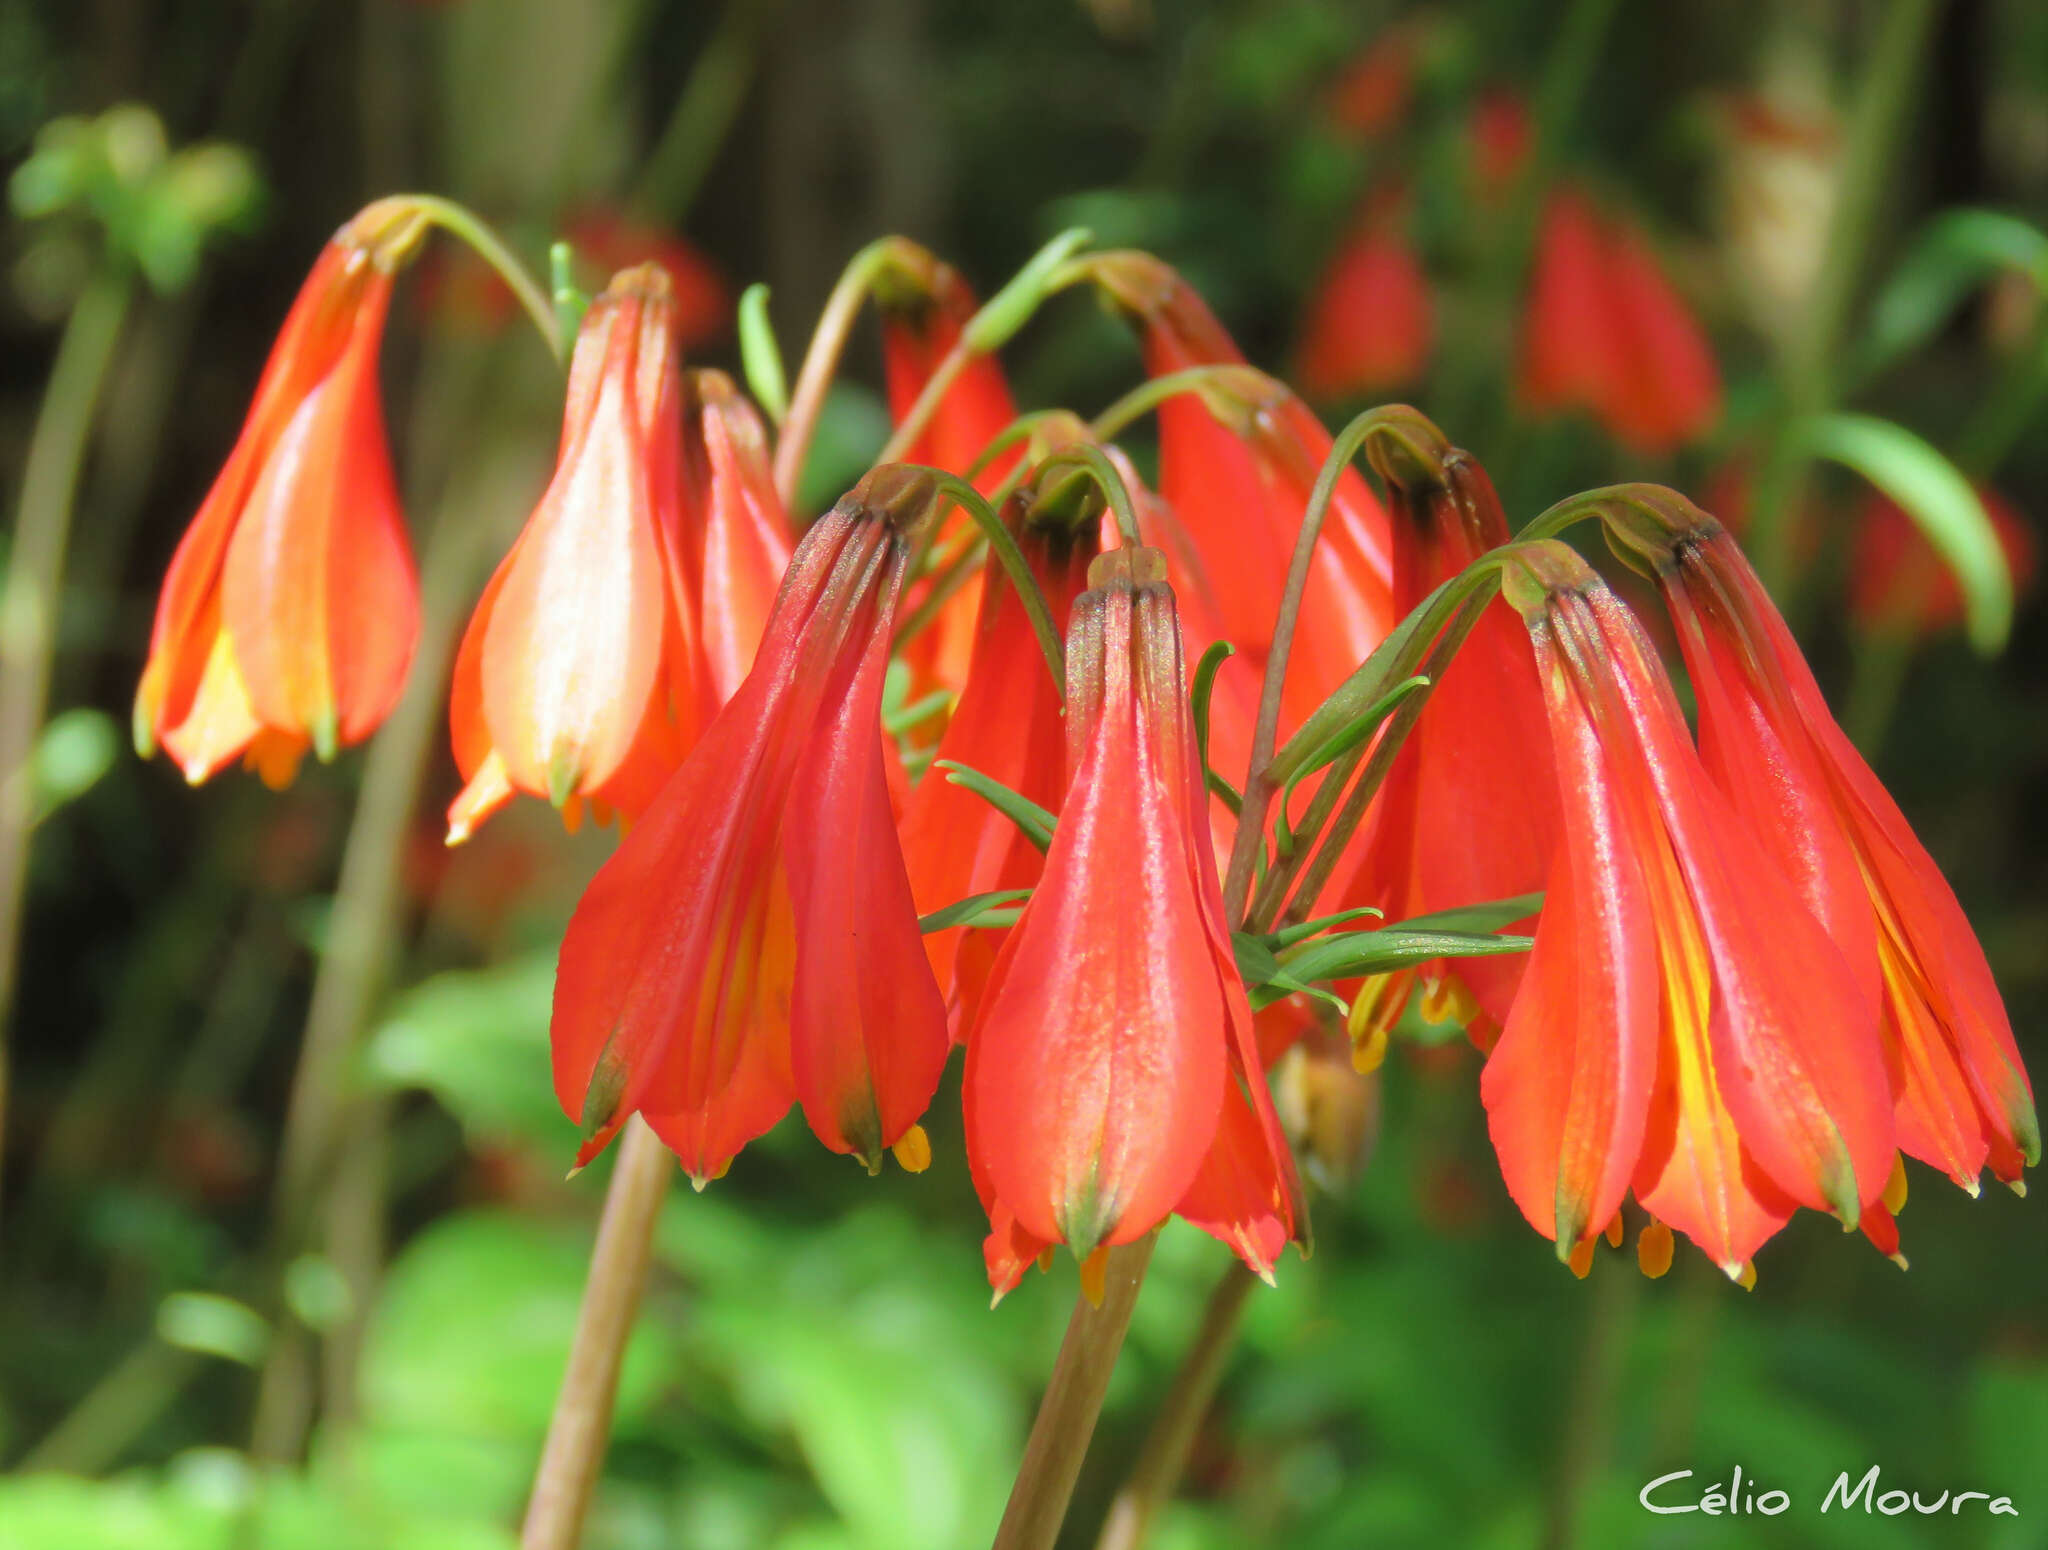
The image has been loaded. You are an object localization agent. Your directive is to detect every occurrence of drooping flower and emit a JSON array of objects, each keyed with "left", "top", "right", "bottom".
[
  {"left": 965, "top": 545, "right": 1305, "bottom": 1297},
  {"left": 551, "top": 467, "right": 949, "bottom": 1184},
  {"left": 1482, "top": 542, "right": 1895, "bottom": 1275},
  {"left": 877, "top": 249, "right": 1024, "bottom": 699},
  {"left": 1519, "top": 188, "right": 1721, "bottom": 455},
  {"left": 1848, "top": 486, "right": 2037, "bottom": 639},
  {"left": 899, "top": 494, "right": 1100, "bottom": 1030},
  {"left": 1085, "top": 252, "right": 1396, "bottom": 770},
  {"left": 135, "top": 199, "right": 426, "bottom": 787},
  {"left": 447, "top": 269, "right": 793, "bottom": 842},
  {"left": 1605, "top": 509, "right": 2037, "bottom": 1209},
  {"left": 1296, "top": 189, "right": 1434, "bottom": 400},
  {"left": 1338, "top": 448, "right": 1558, "bottom": 1046}
]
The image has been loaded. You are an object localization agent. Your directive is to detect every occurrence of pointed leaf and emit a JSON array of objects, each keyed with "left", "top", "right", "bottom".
[
  {"left": 919, "top": 887, "right": 1034, "bottom": 934},
  {"left": 1801, "top": 412, "right": 2012, "bottom": 653},
  {"left": 936, "top": 757, "right": 1056, "bottom": 853}
]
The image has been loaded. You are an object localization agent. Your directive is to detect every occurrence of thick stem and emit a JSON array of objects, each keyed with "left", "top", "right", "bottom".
[
  {"left": 1746, "top": 0, "right": 1942, "bottom": 591},
  {"left": 991, "top": 1233, "right": 1159, "bottom": 1550},
  {"left": 0, "top": 267, "right": 132, "bottom": 1219},
  {"left": 1092, "top": 1262, "right": 1257, "bottom": 1550},
  {"left": 521, "top": 1119, "right": 674, "bottom": 1550}
]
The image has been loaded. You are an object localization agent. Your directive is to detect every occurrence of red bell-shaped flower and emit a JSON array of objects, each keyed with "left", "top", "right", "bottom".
[
  {"left": 135, "top": 199, "right": 425, "bottom": 787},
  {"left": 1483, "top": 543, "right": 1895, "bottom": 1275},
  {"left": 1518, "top": 188, "right": 1721, "bottom": 455},
  {"left": 552, "top": 467, "right": 949, "bottom": 1184},
  {"left": 447, "top": 266, "right": 792, "bottom": 842},
  {"left": 1338, "top": 449, "right": 1559, "bottom": 1045},
  {"left": 1297, "top": 192, "right": 1433, "bottom": 400},
  {"left": 899, "top": 496, "right": 1100, "bottom": 1031},
  {"left": 1087, "top": 253, "right": 1397, "bottom": 777},
  {"left": 1609, "top": 511, "right": 2037, "bottom": 1205},
  {"left": 964, "top": 546, "right": 1305, "bottom": 1297}
]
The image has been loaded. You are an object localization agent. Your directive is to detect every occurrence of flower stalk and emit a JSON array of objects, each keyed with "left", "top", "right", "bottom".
[
  {"left": 991, "top": 1232, "right": 1159, "bottom": 1550},
  {"left": 1092, "top": 1261, "right": 1258, "bottom": 1550},
  {"left": 521, "top": 1119, "right": 674, "bottom": 1550}
]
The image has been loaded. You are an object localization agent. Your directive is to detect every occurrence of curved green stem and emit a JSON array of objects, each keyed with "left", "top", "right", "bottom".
[
  {"left": 1030, "top": 444, "right": 1143, "bottom": 547},
  {"left": 774, "top": 239, "right": 897, "bottom": 507},
  {"left": 1087, "top": 365, "right": 1279, "bottom": 443},
  {"left": 921, "top": 471, "right": 1065, "bottom": 691},
  {"left": 401, "top": 195, "right": 566, "bottom": 367},
  {"left": 0, "top": 266, "right": 132, "bottom": 1222},
  {"left": 1218, "top": 406, "right": 1449, "bottom": 925}
]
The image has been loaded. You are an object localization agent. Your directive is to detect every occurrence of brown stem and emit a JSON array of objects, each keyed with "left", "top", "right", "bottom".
[
  {"left": 1092, "top": 1262, "right": 1257, "bottom": 1550},
  {"left": 991, "top": 1233, "right": 1158, "bottom": 1550},
  {"left": 521, "top": 1119, "right": 675, "bottom": 1550}
]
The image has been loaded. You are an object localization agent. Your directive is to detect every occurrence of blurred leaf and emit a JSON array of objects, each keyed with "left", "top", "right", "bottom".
[
  {"left": 25, "top": 705, "right": 117, "bottom": 823},
  {"left": 156, "top": 1291, "right": 268, "bottom": 1366},
  {"left": 360, "top": 1210, "right": 674, "bottom": 1442},
  {"left": 704, "top": 1292, "right": 1018, "bottom": 1550},
  {"left": 1801, "top": 413, "right": 2012, "bottom": 653},
  {"left": 364, "top": 954, "right": 560, "bottom": 1144},
  {"left": 284, "top": 1254, "right": 354, "bottom": 1334},
  {"left": 1968, "top": 1360, "right": 2048, "bottom": 1550},
  {"left": 0, "top": 1475, "right": 231, "bottom": 1550},
  {"left": 1858, "top": 208, "right": 2048, "bottom": 379},
  {"left": 797, "top": 382, "right": 890, "bottom": 517}
]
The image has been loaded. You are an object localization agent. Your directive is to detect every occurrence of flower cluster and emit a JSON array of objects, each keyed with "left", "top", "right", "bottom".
[{"left": 139, "top": 205, "right": 2033, "bottom": 1295}]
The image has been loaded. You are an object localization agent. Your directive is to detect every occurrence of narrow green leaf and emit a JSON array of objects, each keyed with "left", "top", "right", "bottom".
[
  {"left": 919, "top": 888, "right": 1034, "bottom": 934},
  {"left": 1858, "top": 209, "right": 2048, "bottom": 380},
  {"left": 883, "top": 688, "right": 954, "bottom": 736},
  {"left": 737, "top": 281, "right": 789, "bottom": 425},
  {"left": 1394, "top": 892, "right": 1544, "bottom": 936},
  {"left": 936, "top": 759, "right": 1056, "bottom": 854},
  {"left": 1190, "top": 639, "right": 1235, "bottom": 769},
  {"left": 1245, "top": 927, "right": 1535, "bottom": 1007},
  {"left": 1275, "top": 674, "right": 1431, "bottom": 860},
  {"left": 1265, "top": 905, "right": 1382, "bottom": 951},
  {"left": 1801, "top": 412, "right": 2012, "bottom": 653}
]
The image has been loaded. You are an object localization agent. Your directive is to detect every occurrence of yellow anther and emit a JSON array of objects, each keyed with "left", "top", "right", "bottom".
[
  {"left": 1636, "top": 1220, "right": 1674, "bottom": 1279},
  {"left": 1567, "top": 1238, "right": 1596, "bottom": 1279},
  {"left": 1882, "top": 1154, "right": 1908, "bottom": 1216},
  {"left": 1604, "top": 1212, "right": 1624, "bottom": 1249},
  {"left": 1078, "top": 1244, "right": 1110, "bottom": 1307},
  {"left": 890, "top": 1124, "right": 932, "bottom": 1174},
  {"left": 1732, "top": 1259, "right": 1757, "bottom": 1291}
]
